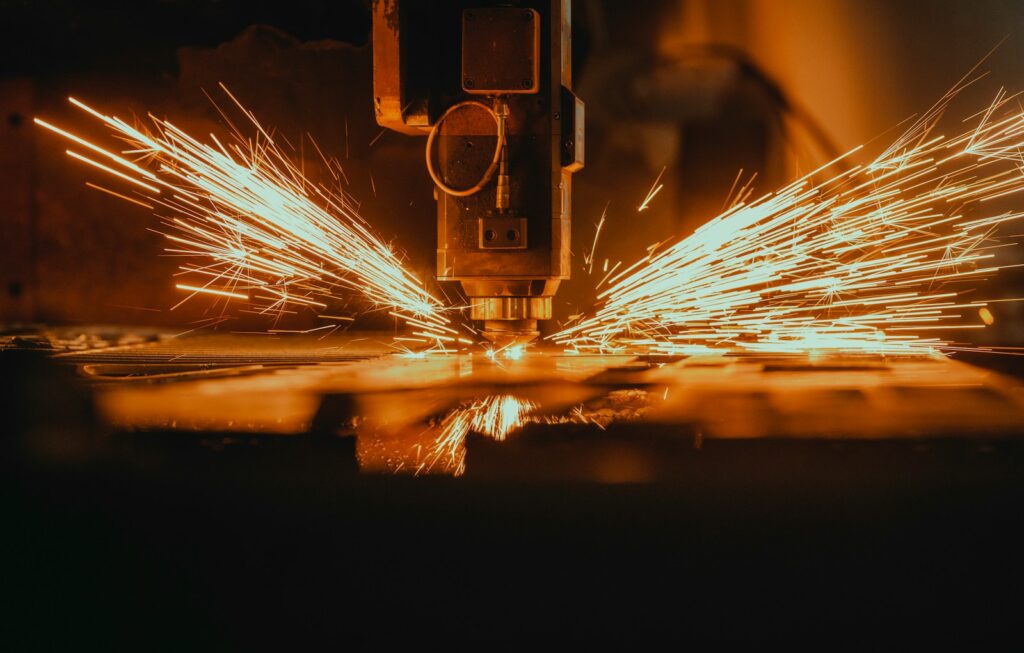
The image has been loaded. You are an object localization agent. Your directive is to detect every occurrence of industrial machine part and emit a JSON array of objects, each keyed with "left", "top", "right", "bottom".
[{"left": 372, "top": 0, "right": 584, "bottom": 346}]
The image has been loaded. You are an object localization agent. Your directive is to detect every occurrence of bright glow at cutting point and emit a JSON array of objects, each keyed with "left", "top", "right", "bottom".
[
  {"left": 484, "top": 343, "right": 527, "bottom": 361},
  {"left": 502, "top": 344, "right": 525, "bottom": 360}
]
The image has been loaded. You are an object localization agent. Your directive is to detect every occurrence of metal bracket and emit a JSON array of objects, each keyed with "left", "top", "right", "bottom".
[
  {"left": 462, "top": 8, "right": 540, "bottom": 95},
  {"left": 479, "top": 215, "right": 528, "bottom": 250}
]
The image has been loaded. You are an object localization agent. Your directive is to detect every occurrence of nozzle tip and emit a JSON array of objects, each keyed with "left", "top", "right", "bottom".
[{"left": 481, "top": 319, "right": 539, "bottom": 348}]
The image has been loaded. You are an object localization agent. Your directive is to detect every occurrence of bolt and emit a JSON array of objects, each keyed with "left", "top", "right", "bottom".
[
  {"left": 522, "top": 79, "right": 532, "bottom": 88},
  {"left": 506, "top": 229, "right": 519, "bottom": 241},
  {"left": 484, "top": 229, "right": 497, "bottom": 242},
  {"left": 465, "top": 79, "right": 475, "bottom": 88}
]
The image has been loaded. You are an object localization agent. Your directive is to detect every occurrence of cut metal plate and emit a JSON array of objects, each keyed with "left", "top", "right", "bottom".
[
  {"left": 42, "top": 331, "right": 1023, "bottom": 438},
  {"left": 14, "top": 329, "right": 1024, "bottom": 477}
]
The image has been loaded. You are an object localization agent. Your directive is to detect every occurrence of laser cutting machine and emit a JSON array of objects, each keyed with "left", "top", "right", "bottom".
[
  {"left": 7, "top": 3, "right": 1024, "bottom": 646},
  {"left": 371, "top": 0, "right": 584, "bottom": 346}
]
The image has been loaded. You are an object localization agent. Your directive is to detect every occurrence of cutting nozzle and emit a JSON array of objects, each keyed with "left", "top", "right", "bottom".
[
  {"left": 481, "top": 319, "right": 540, "bottom": 348},
  {"left": 471, "top": 296, "right": 551, "bottom": 347}
]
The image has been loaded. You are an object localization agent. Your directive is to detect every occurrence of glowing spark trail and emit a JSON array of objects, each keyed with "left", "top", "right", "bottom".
[
  {"left": 36, "top": 89, "right": 452, "bottom": 344},
  {"left": 174, "top": 283, "right": 248, "bottom": 301},
  {"left": 583, "top": 202, "right": 608, "bottom": 275},
  {"left": 424, "top": 395, "right": 537, "bottom": 475},
  {"left": 555, "top": 87, "right": 1024, "bottom": 356},
  {"left": 420, "top": 390, "right": 659, "bottom": 476},
  {"left": 638, "top": 166, "right": 667, "bottom": 212}
]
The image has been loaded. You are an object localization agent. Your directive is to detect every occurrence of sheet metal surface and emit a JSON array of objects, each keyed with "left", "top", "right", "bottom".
[{"left": 26, "top": 330, "right": 1023, "bottom": 444}]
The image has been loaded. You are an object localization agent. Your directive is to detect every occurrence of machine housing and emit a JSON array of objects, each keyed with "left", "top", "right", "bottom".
[{"left": 372, "top": 0, "right": 584, "bottom": 345}]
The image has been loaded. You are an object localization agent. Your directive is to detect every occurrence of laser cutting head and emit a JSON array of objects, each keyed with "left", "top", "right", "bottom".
[{"left": 371, "top": 0, "right": 584, "bottom": 346}]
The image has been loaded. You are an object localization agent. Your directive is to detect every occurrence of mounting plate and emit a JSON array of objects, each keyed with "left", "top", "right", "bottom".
[
  {"left": 462, "top": 7, "right": 540, "bottom": 95},
  {"left": 479, "top": 215, "right": 528, "bottom": 250}
]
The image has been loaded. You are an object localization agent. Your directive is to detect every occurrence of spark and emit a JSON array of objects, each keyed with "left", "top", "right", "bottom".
[
  {"left": 368, "top": 128, "right": 387, "bottom": 148},
  {"left": 499, "top": 344, "right": 526, "bottom": 361},
  {"left": 84, "top": 182, "right": 155, "bottom": 209},
  {"left": 317, "top": 314, "right": 355, "bottom": 322},
  {"left": 638, "top": 166, "right": 666, "bottom": 212},
  {"left": 65, "top": 149, "right": 161, "bottom": 193},
  {"left": 423, "top": 395, "right": 537, "bottom": 475},
  {"left": 421, "top": 389, "right": 661, "bottom": 476},
  {"left": 468, "top": 394, "right": 537, "bottom": 441},
  {"left": 555, "top": 87, "right": 1024, "bottom": 357},
  {"left": 583, "top": 202, "right": 609, "bottom": 275},
  {"left": 36, "top": 89, "right": 454, "bottom": 344},
  {"left": 174, "top": 283, "right": 248, "bottom": 301},
  {"left": 596, "top": 260, "right": 622, "bottom": 290},
  {"left": 484, "top": 342, "right": 526, "bottom": 361}
]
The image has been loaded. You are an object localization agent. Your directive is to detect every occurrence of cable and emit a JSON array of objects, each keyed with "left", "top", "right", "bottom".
[{"left": 425, "top": 100, "right": 505, "bottom": 198}]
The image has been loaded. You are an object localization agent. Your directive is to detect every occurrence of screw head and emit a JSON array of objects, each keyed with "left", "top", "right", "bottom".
[
  {"left": 465, "top": 78, "right": 475, "bottom": 88},
  {"left": 484, "top": 229, "right": 497, "bottom": 242}
]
